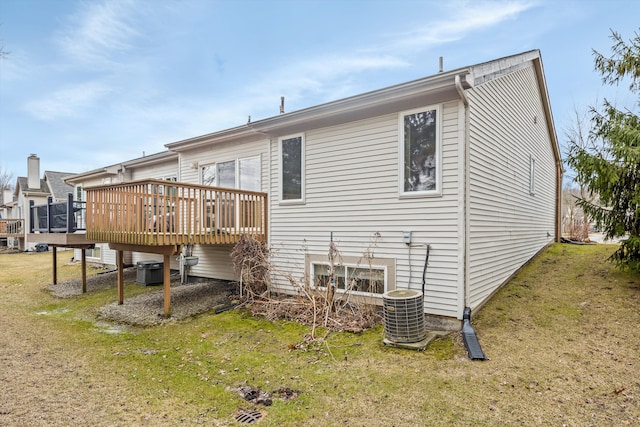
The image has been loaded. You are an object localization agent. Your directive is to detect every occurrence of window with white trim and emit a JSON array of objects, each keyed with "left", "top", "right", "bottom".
[
  {"left": 199, "top": 157, "right": 261, "bottom": 231},
  {"left": 312, "top": 262, "right": 386, "bottom": 296},
  {"left": 280, "top": 135, "right": 304, "bottom": 203},
  {"left": 86, "top": 244, "right": 101, "bottom": 260},
  {"left": 399, "top": 105, "right": 441, "bottom": 196},
  {"left": 529, "top": 156, "right": 536, "bottom": 195},
  {"left": 200, "top": 156, "right": 260, "bottom": 191}
]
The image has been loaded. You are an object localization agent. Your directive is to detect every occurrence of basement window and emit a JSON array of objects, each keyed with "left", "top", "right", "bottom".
[{"left": 312, "top": 263, "right": 386, "bottom": 296}]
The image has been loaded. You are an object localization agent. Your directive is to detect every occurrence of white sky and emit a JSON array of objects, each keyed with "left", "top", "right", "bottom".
[{"left": 0, "top": 0, "right": 638, "bottom": 180}]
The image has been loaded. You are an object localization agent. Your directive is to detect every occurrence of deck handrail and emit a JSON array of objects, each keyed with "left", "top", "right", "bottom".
[
  {"left": 0, "top": 219, "right": 24, "bottom": 237},
  {"left": 30, "top": 194, "right": 86, "bottom": 234},
  {"left": 85, "top": 179, "right": 268, "bottom": 246}
]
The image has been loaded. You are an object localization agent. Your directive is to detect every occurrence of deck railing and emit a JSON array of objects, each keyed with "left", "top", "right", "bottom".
[
  {"left": 85, "top": 179, "right": 268, "bottom": 246},
  {"left": 30, "top": 194, "right": 86, "bottom": 233},
  {"left": 0, "top": 219, "right": 24, "bottom": 237}
]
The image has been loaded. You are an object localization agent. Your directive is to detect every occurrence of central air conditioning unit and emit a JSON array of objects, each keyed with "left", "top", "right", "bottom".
[
  {"left": 136, "top": 260, "right": 164, "bottom": 286},
  {"left": 382, "top": 289, "right": 429, "bottom": 349}
]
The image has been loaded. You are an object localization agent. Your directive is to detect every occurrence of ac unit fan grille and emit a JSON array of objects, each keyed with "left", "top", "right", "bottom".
[{"left": 383, "top": 289, "right": 426, "bottom": 343}]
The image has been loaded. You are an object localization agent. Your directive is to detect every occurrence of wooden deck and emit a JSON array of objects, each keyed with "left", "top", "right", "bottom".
[
  {"left": 27, "top": 232, "right": 97, "bottom": 247},
  {"left": 0, "top": 219, "right": 24, "bottom": 238},
  {"left": 18, "top": 180, "right": 271, "bottom": 317},
  {"left": 85, "top": 179, "right": 268, "bottom": 247}
]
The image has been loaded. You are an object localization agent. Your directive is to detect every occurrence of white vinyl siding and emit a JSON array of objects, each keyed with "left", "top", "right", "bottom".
[
  {"left": 529, "top": 155, "right": 536, "bottom": 195},
  {"left": 269, "top": 103, "right": 461, "bottom": 318},
  {"left": 130, "top": 160, "right": 177, "bottom": 181},
  {"left": 466, "top": 64, "right": 557, "bottom": 309}
]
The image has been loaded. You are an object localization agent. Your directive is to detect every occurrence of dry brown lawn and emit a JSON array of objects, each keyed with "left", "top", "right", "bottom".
[{"left": 0, "top": 244, "right": 638, "bottom": 426}]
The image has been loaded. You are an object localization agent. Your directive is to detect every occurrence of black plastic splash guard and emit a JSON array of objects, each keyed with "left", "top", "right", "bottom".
[{"left": 462, "top": 307, "right": 487, "bottom": 361}]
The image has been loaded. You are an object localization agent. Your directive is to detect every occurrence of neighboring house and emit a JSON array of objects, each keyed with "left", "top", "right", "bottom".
[
  {"left": 0, "top": 154, "right": 76, "bottom": 251},
  {"left": 0, "top": 189, "right": 14, "bottom": 247},
  {"left": 64, "top": 150, "right": 179, "bottom": 267},
  {"left": 71, "top": 50, "right": 560, "bottom": 327}
]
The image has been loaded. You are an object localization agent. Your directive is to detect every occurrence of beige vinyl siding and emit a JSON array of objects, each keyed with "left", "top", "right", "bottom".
[
  {"left": 130, "top": 160, "right": 178, "bottom": 180},
  {"left": 269, "top": 102, "right": 462, "bottom": 318},
  {"left": 466, "top": 65, "right": 557, "bottom": 309},
  {"left": 189, "top": 244, "right": 237, "bottom": 280},
  {"left": 176, "top": 137, "right": 269, "bottom": 280}
]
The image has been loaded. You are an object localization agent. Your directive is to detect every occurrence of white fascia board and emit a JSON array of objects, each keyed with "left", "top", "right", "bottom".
[
  {"left": 250, "top": 70, "right": 468, "bottom": 136},
  {"left": 121, "top": 151, "right": 179, "bottom": 168},
  {"left": 65, "top": 151, "right": 178, "bottom": 183},
  {"left": 165, "top": 125, "right": 257, "bottom": 152}
]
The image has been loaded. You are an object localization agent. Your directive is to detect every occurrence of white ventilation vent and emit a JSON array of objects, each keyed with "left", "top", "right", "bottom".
[{"left": 383, "top": 289, "right": 426, "bottom": 343}]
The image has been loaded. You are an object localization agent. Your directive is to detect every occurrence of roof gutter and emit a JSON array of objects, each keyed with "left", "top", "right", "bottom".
[
  {"left": 250, "top": 70, "right": 465, "bottom": 136},
  {"left": 64, "top": 151, "right": 179, "bottom": 183}
]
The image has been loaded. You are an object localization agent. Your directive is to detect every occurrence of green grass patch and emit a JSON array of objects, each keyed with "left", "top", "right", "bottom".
[{"left": 1, "top": 244, "right": 639, "bottom": 426}]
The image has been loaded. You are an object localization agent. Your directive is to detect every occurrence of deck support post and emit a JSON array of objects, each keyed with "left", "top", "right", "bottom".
[
  {"left": 163, "top": 254, "right": 171, "bottom": 317},
  {"left": 117, "top": 250, "right": 124, "bottom": 305},
  {"left": 108, "top": 243, "right": 180, "bottom": 316},
  {"left": 52, "top": 246, "right": 57, "bottom": 285},
  {"left": 81, "top": 249, "right": 87, "bottom": 293}
]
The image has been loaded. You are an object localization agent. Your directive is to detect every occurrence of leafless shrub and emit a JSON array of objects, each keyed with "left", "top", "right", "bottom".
[
  {"left": 233, "top": 234, "right": 383, "bottom": 336},
  {"left": 230, "top": 236, "right": 270, "bottom": 299}
]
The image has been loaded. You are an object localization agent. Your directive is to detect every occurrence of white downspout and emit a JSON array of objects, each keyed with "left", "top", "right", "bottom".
[
  {"left": 455, "top": 74, "right": 471, "bottom": 318},
  {"left": 455, "top": 74, "right": 469, "bottom": 108},
  {"left": 267, "top": 136, "right": 272, "bottom": 246}
]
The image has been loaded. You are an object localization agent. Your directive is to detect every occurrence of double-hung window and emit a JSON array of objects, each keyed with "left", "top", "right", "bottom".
[
  {"left": 399, "top": 105, "right": 441, "bottom": 197},
  {"left": 280, "top": 135, "right": 304, "bottom": 203}
]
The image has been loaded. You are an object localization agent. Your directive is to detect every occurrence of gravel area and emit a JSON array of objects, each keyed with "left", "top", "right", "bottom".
[{"left": 48, "top": 268, "right": 238, "bottom": 326}]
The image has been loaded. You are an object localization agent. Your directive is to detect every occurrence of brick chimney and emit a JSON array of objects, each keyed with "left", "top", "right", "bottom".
[{"left": 27, "top": 154, "right": 40, "bottom": 190}]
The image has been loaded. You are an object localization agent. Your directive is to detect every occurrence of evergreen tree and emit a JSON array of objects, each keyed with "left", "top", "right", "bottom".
[{"left": 567, "top": 29, "right": 640, "bottom": 272}]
